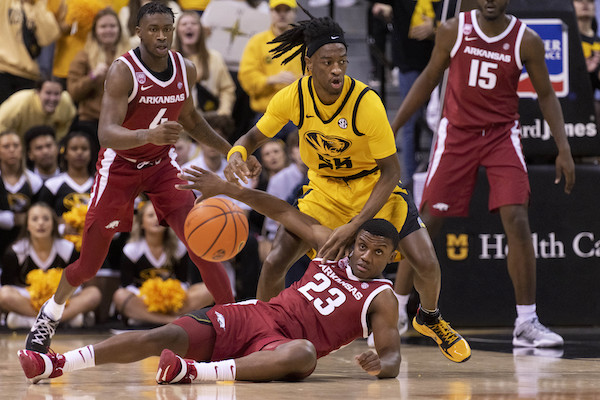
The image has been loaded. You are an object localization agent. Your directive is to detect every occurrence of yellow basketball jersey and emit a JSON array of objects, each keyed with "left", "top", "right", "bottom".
[{"left": 256, "top": 75, "right": 396, "bottom": 178}]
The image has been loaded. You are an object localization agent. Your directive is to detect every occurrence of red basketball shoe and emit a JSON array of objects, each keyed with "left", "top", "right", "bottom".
[
  {"left": 18, "top": 349, "right": 65, "bottom": 383},
  {"left": 156, "top": 349, "right": 197, "bottom": 384}
]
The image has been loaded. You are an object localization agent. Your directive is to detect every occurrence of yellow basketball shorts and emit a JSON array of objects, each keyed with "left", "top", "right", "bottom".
[{"left": 296, "top": 171, "right": 424, "bottom": 259}]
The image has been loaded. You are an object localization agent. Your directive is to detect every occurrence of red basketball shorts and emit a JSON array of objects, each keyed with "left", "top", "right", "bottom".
[
  {"left": 86, "top": 147, "right": 195, "bottom": 232},
  {"left": 421, "top": 118, "right": 530, "bottom": 217}
]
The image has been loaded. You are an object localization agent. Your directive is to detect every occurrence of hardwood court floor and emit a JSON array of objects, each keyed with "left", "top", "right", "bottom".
[{"left": 2, "top": 328, "right": 600, "bottom": 399}]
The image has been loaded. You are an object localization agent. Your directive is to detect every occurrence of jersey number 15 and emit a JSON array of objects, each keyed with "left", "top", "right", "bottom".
[{"left": 468, "top": 60, "right": 498, "bottom": 90}]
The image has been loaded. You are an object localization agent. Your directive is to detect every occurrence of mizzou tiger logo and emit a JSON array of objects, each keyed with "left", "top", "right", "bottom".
[
  {"left": 140, "top": 268, "right": 172, "bottom": 281},
  {"left": 305, "top": 131, "right": 351, "bottom": 157},
  {"left": 7, "top": 193, "right": 30, "bottom": 213},
  {"left": 63, "top": 193, "right": 91, "bottom": 211}
]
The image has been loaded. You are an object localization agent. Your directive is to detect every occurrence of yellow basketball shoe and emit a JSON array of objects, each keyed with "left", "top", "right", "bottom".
[{"left": 412, "top": 308, "right": 471, "bottom": 363}]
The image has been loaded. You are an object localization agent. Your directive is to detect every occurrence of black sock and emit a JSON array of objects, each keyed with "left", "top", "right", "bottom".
[{"left": 418, "top": 306, "right": 440, "bottom": 325}]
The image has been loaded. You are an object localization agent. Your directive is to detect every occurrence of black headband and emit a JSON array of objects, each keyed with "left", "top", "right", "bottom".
[{"left": 306, "top": 34, "right": 347, "bottom": 57}]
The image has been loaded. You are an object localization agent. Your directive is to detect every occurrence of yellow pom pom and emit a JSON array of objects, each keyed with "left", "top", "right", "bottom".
[
  {"left": 26, "top": 269, "right": 65, "bottom": 312},
  {"left": 138, "top": 278, "right": 187, "bottom": 314},
  {"left": 63, "top": 234, "right": 83, "bottom": 252},
  {"left": 63, "top": 203, "right": 88, "bottom": 251},
  {"left": 65, "top": 0, "right": 107, "bottom": 30},
  {"left": 63, "top": 203, "right": 88, "bottom": 231}
]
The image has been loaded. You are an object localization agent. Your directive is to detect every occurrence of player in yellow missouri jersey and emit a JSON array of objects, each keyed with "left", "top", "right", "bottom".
[{"left": 224, "top": 14, "right": 470, "bottom": 363}]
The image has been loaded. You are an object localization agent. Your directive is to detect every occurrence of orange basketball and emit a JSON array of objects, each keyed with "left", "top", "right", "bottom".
[{"left": 184, "top": 198, "right": 249, "bottom": 261}]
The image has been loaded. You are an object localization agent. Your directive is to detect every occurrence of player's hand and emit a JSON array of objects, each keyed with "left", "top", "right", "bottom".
[
  {"left": 555, "top": 150, "right": 575, "bottom": 194},
  {"left": 147, "top": 121, "right": 182, "bottom": 146},
  {"left": 355, "top": 350, "right": 382, "bottom": 376},
  {"left": 224, "top": 154, "right": 262, "bottom": 185},
  {"left": 224, "top": 152, "right": 250, "bottom": 185},
  {"left": 176, "top": 166, "right": 227, "bottom": 201},
  {"left": 317, "top": 223, "right": 356, "bottom": 261},
  {"left": 246, "top": 155, "right": 262, "bottom": 178}
]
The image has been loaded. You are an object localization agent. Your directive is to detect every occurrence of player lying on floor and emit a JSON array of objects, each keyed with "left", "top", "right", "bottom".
[{"left": 19, "top": 166, "right": 405, "bottom": 384}]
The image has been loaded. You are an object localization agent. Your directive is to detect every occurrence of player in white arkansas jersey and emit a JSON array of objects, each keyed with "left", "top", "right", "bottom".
[
  {"left": 24, "top": 2, "right": 259, "bottom": 356},
  {"left": 390, "top": 0, "right": 574, "bottom": 349},
  {"left": 19, "top": 167, "right": 405, "bottom": 384}
]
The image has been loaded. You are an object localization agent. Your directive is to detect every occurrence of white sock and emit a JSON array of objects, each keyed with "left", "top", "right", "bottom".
[
  {"left": 62, "top": 345, "right": 96, "bottom": 373},
  {"left": 44, "top": 296, "right": 65, "bottom": 321},
  {"left": 395, "top": 293, "right": 410, "bottom": 312},
  {"left": 193, "top": 359, "right": 236, "bottom": 381},
  {"left": 515, "top": 304, "right": 537, "bottom": 326}
]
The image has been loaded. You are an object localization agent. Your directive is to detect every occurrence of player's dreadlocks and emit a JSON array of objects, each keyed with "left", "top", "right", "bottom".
[{"left": 268, "top": 8, "right": 346, "bottom": 74}]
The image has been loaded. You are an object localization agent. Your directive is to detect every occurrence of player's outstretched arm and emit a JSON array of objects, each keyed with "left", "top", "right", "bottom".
[
  {"left": 521, "top": 28, "right": 575, "bottom": 194},
  {"left": 356, "top": 289, "right": 401, "bottom": 378},
  {"left": 177, "top": 166, "right": 331, "bottom": 250}
]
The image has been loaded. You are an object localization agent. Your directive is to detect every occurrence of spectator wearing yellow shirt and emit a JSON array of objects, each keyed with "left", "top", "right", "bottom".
[
  {"left": 0, "top": 78, "right": 76, "bottom": 141},
  {"left": 238, "top": 0, "right": 302, "bottom": 139},
  {"left": 0, "top": 0, "right": 60, "bottom": 103}
]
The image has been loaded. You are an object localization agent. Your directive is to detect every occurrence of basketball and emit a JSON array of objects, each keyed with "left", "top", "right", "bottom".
[{"left": 184, "top": 197, "right": 249, "bottom": 261}]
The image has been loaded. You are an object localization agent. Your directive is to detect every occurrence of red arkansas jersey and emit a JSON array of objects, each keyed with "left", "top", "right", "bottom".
[
  {"left": 208, "top": 258, "right": 394, "bottom": 360},
  {"left": 116, "top": 49, "right": 189, "bottom": 160},
  {"left": 444, "top": 10, "right": 527, "bottom": 131}
]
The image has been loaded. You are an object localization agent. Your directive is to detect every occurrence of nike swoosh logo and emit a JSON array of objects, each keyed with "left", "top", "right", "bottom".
[
  {"left": 465, "top": 36, "right": 477, "bottom": 41},
  {"left": 331, "top": 35, "right": 339, "bottom": 40},
  {"left": 140, "top": 84, "right": 153, "bottom": 91}
]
